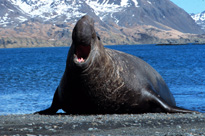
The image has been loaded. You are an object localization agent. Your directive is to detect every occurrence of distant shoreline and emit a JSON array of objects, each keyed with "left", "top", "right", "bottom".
[
  {"left": 156, "top": 43, "right": 205, "bottom": 46},
  {"left": 1, "top": 43, "right": 205, "bottom": 49}
]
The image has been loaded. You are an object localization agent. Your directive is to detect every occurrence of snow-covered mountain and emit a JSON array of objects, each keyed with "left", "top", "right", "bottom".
[
  {"left": 1, "top": 0, "right": 205, "bottom": 48},
  {"left": 1, "top": 0, "right": 203, "bottom": 34},
  {"left": 191, "top": 11, "right": 205, "bottom": 31},
  {"left": 0, "top": 0, "right": 29, "bottom": 27},
  {"left": 9, "top": 0, "right": 141, "bottom": 22},
  {"left": 10, "top": 0, "right": 92, "bottom": 22}
]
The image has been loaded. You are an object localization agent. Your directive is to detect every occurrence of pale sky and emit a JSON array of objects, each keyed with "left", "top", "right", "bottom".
[{"left": 170, "top": 0, "right": 205, "bottom": 14}]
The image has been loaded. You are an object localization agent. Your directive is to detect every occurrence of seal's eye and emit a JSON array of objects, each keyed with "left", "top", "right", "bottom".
[{"left": 75, "top": 45, "right": 91, "bottom": 63}]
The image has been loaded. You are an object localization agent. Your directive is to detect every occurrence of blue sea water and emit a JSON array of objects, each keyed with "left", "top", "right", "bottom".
[{"left": 0, "top": 44, "right": 204, "bottom": 115}]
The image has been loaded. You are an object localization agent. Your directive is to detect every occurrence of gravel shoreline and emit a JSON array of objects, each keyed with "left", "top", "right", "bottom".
[{"left": 0, "top": 113, "right": 204, "bottom": 136}]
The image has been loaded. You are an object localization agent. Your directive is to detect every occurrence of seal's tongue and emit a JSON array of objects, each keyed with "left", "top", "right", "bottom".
[{"left": 76, "top": 45, "right": 91, "bottom": 63}]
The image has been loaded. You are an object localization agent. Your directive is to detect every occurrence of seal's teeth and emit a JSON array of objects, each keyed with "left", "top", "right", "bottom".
[{"left": 77, "top": 58, "right": 85, "bottom": 62}]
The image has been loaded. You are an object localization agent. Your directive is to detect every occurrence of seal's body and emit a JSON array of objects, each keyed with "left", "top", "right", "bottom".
[{"left": 36, "top": 15, "right": 194, "bottom": 114}]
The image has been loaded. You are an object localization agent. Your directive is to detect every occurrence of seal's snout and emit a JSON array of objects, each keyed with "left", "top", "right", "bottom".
[{"left": 72, "top": 15, "right": 95, "bottom": 63}]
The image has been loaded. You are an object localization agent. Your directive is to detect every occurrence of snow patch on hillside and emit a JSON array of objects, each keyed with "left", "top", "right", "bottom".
[
  {"left": 10, "top": 0, "right": 86, "bottom": 20},
  {"left": 192, "top": 13, "right": 205, "bottom": 21},
  {"left": 191, "top": 11, "right": 205, "bottom": 30},
  {"left": 132, "top": 0, "right": 139, "bottom": 7},
  {"left": 147, "top": 0, "right": 152, "bottom": 5},
  {"left": 121, "top": 0, "right": 129, "bottom": 7},
  {"left": 85, "top": 0, "right": 122, "bottom": 15}
]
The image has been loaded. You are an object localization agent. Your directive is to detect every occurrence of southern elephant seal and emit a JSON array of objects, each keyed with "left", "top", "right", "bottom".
[{"left": 35, "top": 15, "right": 195, "bottom": 114}]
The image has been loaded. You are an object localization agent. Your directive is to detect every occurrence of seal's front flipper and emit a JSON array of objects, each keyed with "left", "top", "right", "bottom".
[
  {"left": 34, "top": 88, "right": 60, "bottom": 115},
  {"left": 34, "top": 107, "right": 58, "bottom": 115}
]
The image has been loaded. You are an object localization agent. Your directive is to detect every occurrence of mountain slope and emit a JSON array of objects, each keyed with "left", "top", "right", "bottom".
[
  {"left": 0, "top": 0, "right": 205, "bottom": 48},
  {"left": 86, "top": 0, "right": 204, "bottom": 34},
  {"left": 8, "top": 0, "right": 204, "bottom": 34},
  {"left": 0, "top": 0, "right": 29, "bottom": 27}
]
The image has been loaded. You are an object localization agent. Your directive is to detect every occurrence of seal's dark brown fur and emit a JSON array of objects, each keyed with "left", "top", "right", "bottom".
[{"left": 35, "top": 15, "right": 195, "bottom": 115}]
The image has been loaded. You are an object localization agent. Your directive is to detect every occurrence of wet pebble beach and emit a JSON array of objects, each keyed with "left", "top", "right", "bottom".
[{"left": 0, "top": 113, "right": 204, "bottom": 136}]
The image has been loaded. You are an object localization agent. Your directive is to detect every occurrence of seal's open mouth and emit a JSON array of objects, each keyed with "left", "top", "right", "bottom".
[{"left": 74, "top": 45, "right": 91, "bottom": 63}]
